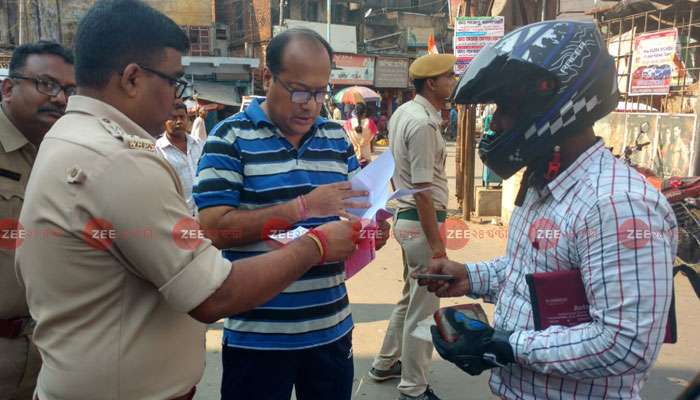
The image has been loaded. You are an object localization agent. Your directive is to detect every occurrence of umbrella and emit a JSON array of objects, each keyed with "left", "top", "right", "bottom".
[{"left": 333, "top": 86, "right": 381, "bottom": 104}]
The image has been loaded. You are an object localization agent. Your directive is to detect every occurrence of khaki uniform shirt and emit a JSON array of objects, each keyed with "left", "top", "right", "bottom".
[
  {"left": 0, "top": 106, "right": 35, "bottom": 320},
  {"left": 389, "top": 94, "right": 448, "bottom": 210},
  {"left": 15, "top": 96, "right": 231, "bottom": 400}
]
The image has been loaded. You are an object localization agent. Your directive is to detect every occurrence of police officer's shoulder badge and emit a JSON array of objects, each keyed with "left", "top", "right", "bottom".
[{"left": 98, "top": 118, "right": 155, "bottom": 153}]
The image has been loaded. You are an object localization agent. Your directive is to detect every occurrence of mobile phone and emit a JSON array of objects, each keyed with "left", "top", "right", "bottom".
[{"left": 414, "top": 273, "right": 455, "bottom": 281}]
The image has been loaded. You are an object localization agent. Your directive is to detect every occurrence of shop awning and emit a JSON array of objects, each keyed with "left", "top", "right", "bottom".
[{"left": 192, "top": 81, "right": 240, "bottom": 107}]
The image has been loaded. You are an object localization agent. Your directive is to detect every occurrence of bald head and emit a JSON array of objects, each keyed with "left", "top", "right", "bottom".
[
  {"left": 262, "top": 28, "right": 334, "bottom": 139},
  {"left": 266, "top": 28, "right": 333, "bottom": 76}
]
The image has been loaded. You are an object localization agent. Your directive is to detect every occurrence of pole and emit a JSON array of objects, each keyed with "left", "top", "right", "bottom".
[
  {"left": 18, "top": 0, "right": 25, "bottom": 44},
  {"left": 279, "top": 0, "right": 284, "bottom": 26},
  {"left": 326, "top": 0, "right": 331, "bottom": 42},
  {"left": 541, "top": 0, "right": 547, "bottom": 21}
]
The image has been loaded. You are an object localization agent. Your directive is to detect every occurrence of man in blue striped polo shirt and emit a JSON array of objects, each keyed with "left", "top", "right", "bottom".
[{"left": 194, "top": 28, "right": 388, "bottom": 400}]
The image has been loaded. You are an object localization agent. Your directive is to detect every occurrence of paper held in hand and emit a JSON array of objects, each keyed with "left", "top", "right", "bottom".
[
  {"left": 346, "top": 151, "right": 429, "bottom": 226},
  {"left": 269, "top": 151, "right": 429, "bottom": 279}
]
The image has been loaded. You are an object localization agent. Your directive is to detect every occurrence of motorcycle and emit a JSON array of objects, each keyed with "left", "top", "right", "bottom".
[
  {"left": 616, "top": 123, "right": 700, "bottom": 299},
  {"left": 615, "top": 126, "right": 700, "bottom": 399}
]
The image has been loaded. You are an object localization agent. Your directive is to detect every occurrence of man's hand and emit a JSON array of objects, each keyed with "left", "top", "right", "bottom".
[
  {"left": 374, "top": 220, "right": 391, "bottom": 250},
  {"left": 413, "top": 258, "right": 470, "bottom": 297},
  {"left": 304, "top": 182, "right": 370, "bottom": 219},
  {"left": 314, "top": 219, "right": 361, "bottom": 262},
  {"left": 430, "top": 308, "right": 514, "bottom": 376}
]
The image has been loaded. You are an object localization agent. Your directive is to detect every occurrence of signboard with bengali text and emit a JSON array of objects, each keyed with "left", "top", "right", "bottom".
[
  {"left": 453, "top": 16, "right": 504, "bottom": 75},
  {"left": 374, "top": 57, "right": 409, "bottom": 88}
]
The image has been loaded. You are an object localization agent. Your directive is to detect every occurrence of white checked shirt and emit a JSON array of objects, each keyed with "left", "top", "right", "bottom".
[
  {"left": 155, "top": 133, "right": 204, "bottom": 215},
  {"left": 466, "top": 141, "right": 677, "bottom": 399}
]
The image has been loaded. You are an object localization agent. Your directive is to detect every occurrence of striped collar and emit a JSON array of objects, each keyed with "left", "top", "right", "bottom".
[
  {"left": 244, "top": 98, "right": 330, "bottom": 131},
  {"left": 546, "top": 139, "right": 606, "bottom": 202}
]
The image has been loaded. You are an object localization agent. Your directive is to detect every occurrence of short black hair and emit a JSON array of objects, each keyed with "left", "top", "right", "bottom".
[
  {"left": 9, "top": 40, "right": 73, "bottom": 74},
  {"left": 173, "top": 102, "right": 187, "bottom": 112},
  {"left": 266, "top": 28, "right": 334, "bottom": 76},
  {"left": 74, "top": 0, "right": 189, "bottom": 89},
  {"left": 413, "top": 78, "right": 427, "bottom": 94}
]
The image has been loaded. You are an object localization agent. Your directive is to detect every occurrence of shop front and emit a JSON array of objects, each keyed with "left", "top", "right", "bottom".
[
  {"left": 330, "top": 53, "right": 377, "bottom": 118},
  {"left": 373, "top": 56, "right": 411, "bottom": 118}
]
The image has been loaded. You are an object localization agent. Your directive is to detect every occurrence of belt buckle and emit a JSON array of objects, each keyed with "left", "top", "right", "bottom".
[{"left": 20, "top": 318, "right": 36, "bottom": 336}]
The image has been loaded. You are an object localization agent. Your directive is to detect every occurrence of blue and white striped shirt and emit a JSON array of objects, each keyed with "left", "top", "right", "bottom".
[{"left": 194, "top": 100, "right": 360, "bottom": 350}]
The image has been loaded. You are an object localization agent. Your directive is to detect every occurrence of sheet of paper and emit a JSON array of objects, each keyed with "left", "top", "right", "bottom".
[
  {"left": 411, "top": 316, "right": 436, "bottom": 343},
  {"left": 389, "top": 187, "right": 431, "bottom": 201},
  {"left": 350, "top": 150, "right": 395, "bottom": 195},
  {"left": 347, "top": 152, "right": 431, "bottom": 224},
  {"left": 347, "top": 151, "right": 394, "bottom": 220}
]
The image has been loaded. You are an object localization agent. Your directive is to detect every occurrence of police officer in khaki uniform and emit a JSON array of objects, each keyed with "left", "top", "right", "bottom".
[
  {"left": 14, "top": 2, "right": 358, "bottom": 399},
  {"left": 368, "top": 54, "right": 456, "bottom": 400},
  {"left": 0, "top": 41, "right": 75, "bottom": 400}
]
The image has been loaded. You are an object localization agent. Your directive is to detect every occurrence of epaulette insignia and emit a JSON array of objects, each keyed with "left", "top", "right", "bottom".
[
  {"left": 99, "top": 117, "right": 155, "bottom": 152},
  {"left": 124, "top": 135, "right": 156, "bottom": 152}
]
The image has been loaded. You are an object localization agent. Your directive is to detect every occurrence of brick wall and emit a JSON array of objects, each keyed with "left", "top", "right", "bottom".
[{"left": 181, "top": 25, "right": 211, "bottom": 56}]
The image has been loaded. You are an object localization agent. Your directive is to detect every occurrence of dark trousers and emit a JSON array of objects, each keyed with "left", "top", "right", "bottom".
[{"left": 221, "top": 333, "right": 354, "bottom": 400}]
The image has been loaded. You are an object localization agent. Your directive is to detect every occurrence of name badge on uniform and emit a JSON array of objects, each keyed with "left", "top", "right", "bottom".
[{"left": 126, "top": 137, "right": 156, "bottom": 152}]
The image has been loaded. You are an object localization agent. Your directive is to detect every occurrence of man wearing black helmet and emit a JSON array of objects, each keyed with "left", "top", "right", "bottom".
[{"left": 416, "top": 21, "right": 677, "bottom": 399}]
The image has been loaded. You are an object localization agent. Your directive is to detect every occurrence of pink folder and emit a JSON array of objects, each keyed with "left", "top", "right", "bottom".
[{"left": 344, "top": 209, "right": 393, "bottom": 279}]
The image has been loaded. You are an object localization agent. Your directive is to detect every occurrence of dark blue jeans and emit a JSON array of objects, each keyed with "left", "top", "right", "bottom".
[{"left": 220, "top": 333, "right": 354, "bottom": 400}]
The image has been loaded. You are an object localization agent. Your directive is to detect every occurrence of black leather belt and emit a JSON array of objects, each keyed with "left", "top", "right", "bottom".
[{"left": 0, "top": 317, "right": 33, "bottom": 338}]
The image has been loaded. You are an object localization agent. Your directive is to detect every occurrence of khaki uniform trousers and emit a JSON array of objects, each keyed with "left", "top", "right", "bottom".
[
  {"left": 372, "top": 217, "right": 441, "bottom": 397},
  {"left": 0, "top": 335, "right": 40, "bottom": 400}
]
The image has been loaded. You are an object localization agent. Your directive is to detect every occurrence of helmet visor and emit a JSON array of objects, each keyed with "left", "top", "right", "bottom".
[{"left": 452, "top": 46, "right": 507, "bottom": 105}]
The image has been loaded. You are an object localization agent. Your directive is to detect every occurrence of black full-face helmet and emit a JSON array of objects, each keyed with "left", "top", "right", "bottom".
[{"left": 453, "top": 21, "right": 619, "bottom": 179}]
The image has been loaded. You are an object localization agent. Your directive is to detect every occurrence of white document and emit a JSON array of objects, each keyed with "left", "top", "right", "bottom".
[
  {"left": 411, "top": 315, "right": 437, "bottom": 343},
  {"left": 270, "top": 151, "right": 431, "bottom": 242},
  {"left": 347, "top": 151, "right": 430, "bottom": 224}
]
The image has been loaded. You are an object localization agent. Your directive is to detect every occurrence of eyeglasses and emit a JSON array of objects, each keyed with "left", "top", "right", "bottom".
[
  {"left": 274, "top": 76, "right": 329, "bottom": 104},
  {"left": 138, "top": 65, "right": 190, "bottom": 98},
  {"left": 10, "top": 74, "right": 77, "bottom": 98}
]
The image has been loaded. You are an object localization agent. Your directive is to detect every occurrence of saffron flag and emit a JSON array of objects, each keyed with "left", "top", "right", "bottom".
[{"left": 428, "top": 33, "right": 439, "bottom": 54}]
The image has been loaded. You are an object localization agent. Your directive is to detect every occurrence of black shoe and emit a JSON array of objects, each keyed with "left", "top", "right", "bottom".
[
  {"left": 368, "top": 361, "right": 402, "bottom": 381},
  {"left": 398, "top": 386, "right": 442, "bottom": 400}
]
